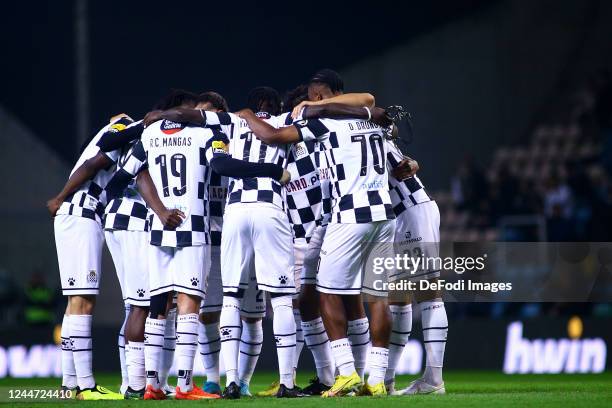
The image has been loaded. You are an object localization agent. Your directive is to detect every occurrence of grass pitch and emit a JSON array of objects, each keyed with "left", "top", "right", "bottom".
[{"left": 1, "top": 371, "right": 610, "bottom": 407}]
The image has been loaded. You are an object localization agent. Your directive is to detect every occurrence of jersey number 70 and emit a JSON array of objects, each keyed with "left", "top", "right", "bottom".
[{"left": 351, "top": 133, "right": 385, "bottom": 176}]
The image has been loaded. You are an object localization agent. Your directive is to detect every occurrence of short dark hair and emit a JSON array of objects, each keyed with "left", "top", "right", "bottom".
[
  {"left": 309, "top": 68, "right": 344, "bottom": 93},
  {"left": 152, "top": 89, "right": 198, "bottom": 110},
  {"left": 282, "top": 84, "right": 309, "bottom": 112},
  {"left": 247, "top": 86, "right": 281, "bottom": 116},
  {"left": 199, "top": 91, "right": 229, "bottom": 112}
]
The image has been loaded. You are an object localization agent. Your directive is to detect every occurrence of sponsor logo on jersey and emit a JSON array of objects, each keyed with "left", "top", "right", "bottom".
[{"left": 161, "top": 120, "right": 185, "bottom": 135}]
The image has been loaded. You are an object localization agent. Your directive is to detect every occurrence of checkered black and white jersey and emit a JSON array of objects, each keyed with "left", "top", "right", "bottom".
[
  {"left": 208, "top": 170, "right": 228, "bottom": 246},
  {"left": 200, "top": 111, "right": 287, "bottom": 209},
  {"left": 119, "top": 119, "right": 229, "bottom": 247},
  {"left": 386, "top": 139, "right": 432, "bottom": 216},
  {"left": 295, "top": 118, "right": 395, "bottom": 224},
  {"left": 277, "top": 112, "right": 321, "bottom": 241},
  {"left": 103, "top": 141, "right": 150, "bottom": 232},
  {"left": 56, "top": 117, "right": 132, "bottom": 224}
]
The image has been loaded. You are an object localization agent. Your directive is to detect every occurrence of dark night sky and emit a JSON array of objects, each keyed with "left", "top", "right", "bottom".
[{"left": 1, "top": 1, "right": 489, "bottom": 162}]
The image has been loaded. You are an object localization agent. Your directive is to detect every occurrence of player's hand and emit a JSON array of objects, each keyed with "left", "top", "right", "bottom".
[
  {"left": 371, "top": 107, "right": 393, "bottom": 128},
  {"left": 392, "top": 157, "right": 419, "bottom": 180},
  {"left": 46, "top": 197, "right": 62, "bottom": 217},
  {"left": 143, "top": 110, "right": 163, "bottom": 127},
  {"left": 291, "top": 101, "right": 316, "bottom": 119},
  {"left": 158, "top": 208, "right": 185, "bottom": 230},
  {"left": 278, "top": 169, "right": 291, "bottom": 186},
  {"left": 235, "top": 108, "right": 254, "bottom": 119}
]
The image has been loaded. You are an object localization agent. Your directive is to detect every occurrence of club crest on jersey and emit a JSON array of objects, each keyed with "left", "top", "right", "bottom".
[
  {"left": 87, "top": 270, "right": 98, "bottom": 283},
  {"left": 161, "top": 120, "right": 185, "bottom": 135}
]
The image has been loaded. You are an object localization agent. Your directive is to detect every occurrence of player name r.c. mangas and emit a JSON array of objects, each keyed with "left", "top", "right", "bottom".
[{"left": 150, "top": 136, "right": 192, "bottom": 147}]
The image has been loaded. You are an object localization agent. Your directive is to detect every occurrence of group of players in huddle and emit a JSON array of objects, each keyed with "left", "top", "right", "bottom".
[{"left": 47, "top": 69, "right": 448, "bottom": 400}]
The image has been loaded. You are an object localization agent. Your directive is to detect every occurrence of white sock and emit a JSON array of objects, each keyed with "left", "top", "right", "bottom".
[
  {"left": 220, "top": 296, "right": 242, "bottom": 386},
  {"left": 198, "top": 321, "right": 221, "bottom": 384},
  {"left": 71, "top": 314, "right": 95, "bottom": 389},
  {"left": 60, "top": 315, "right": 77, "bottom": 389},
  {"left": 302, "top": 317, "right": 334, "bottom": 386},
  {"left": 126, "top": 342, "right": 145, "bottom": 391},
  {"left": 347, "top": 318, "right": 370, "bottom": 381},
  {"left": 385, "top": 304, "right": 412, "bottom": 384},
  {"left": 159, "top": 308, "right": 176, "bottom": 388},
  {"left": 293, "top": 310, "right": 304, "bottom": 372},
  {"left": 420, "top": 299, "right": 447, "bottom": 385},
  {"left": 367, "top": 347, "right": 389, "bottom": 385},
  {"left": 144, "top": 317, "right": 165, "bottom": 389},
  {"left": 271, "top": 295, "right": 296, "bottom": 388},
  {"left": 119, "top": 303, "right": 130, "bottom": 390},
  {"left": 176, "top": 313, "right": 198, "bottom": 392},
  {"left": 330, "top": 338, "right": 355, "bottom": 377},
  {"left": 238, "top": 319, "right": 263, "bottom": 385}
]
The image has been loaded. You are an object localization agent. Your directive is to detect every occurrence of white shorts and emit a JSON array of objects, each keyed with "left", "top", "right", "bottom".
[
  {"left": 317, "top": 220, "right": 395, "bottom": 297},
  {"left": 55, "top": 215, "right": 104, "bottom": 296},
  {"left": 302, "top": 224, "right": 327, "bottom": 285},
  {"left": 392, "top": 201, "right": 441, "bottom": 282},
  {"left": 201, "top": 245, "right": 222, "bottom": 313},
  {"left": 105, "top": 230, "right": 150, "bottom": 306},
  {"left": 148, "top": 244, "right": 210, "bottom": 298},
  {"left": 221, "top": 203, "right": 295, "bottom": 294}
]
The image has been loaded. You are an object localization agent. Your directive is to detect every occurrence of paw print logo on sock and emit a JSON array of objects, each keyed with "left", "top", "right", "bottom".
[
  {"left": 220, "top": 328, "right": 231, "bottom": 338},
  {"left": 137, "top": 288, "right": 145, "bottom": 297},
  {"left": 275, "top": 336, "right": 281, "bottom": 345},
  {"left": 144, "top": 334, "right": 149, "bottom": 343},
  {"left": 191, "top": 277, "right": 199, "bottom": 286},
  {"left": 278, "top": 275, "right": 288, "bottom": 285},
  {"left": 68, "top": 277, "right": 75, "bottom": 286}
]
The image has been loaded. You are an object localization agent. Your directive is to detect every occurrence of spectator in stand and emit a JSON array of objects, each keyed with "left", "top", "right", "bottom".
[
  {"left": 544, "top": 172, "right": 574, "bottom": 241},
  {"left": 451, "top": 156, "right": 488, "bottom": 214}
]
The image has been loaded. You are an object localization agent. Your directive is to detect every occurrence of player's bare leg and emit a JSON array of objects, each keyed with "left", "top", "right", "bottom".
[{"left": 198, "top": 310, "right": 221, "bottom": 395}]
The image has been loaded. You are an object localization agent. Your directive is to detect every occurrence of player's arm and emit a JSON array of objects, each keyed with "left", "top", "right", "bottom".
[
  {"left": 97, "top": 121, "right": 144, "bottom": 152},
  {"left": 46, "top": 152, "right": 113, "bottom": 216},
  {"left": 205, "top": 130, "right": 291, "bottom": 184},
  {"left": 136, "top": 169, "right": 184, "bottom": 229},
  {"left": 303, "top": 104, "right": 393, "bottom": 127},
  {"left": 291, "top": 93, "right": 375, "bottom": 118},
  {"left": 236, "top": 109, "right": 301, "bottom": 144},
  {"left": 143, "top": 108, "right": 205, "bottom": 127}
]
